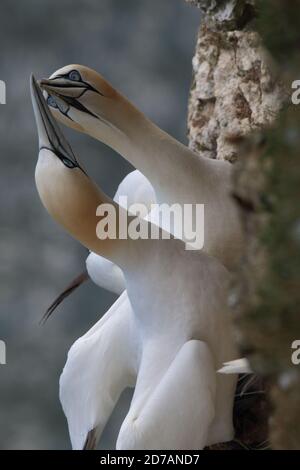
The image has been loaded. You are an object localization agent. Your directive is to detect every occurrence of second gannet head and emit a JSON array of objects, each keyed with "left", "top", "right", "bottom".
[
  {"left": 39, "top": 65, "right": 136, "bottom": 146},
  {"left": 30, "top": 74, "right": 111, "bottom": 253}
]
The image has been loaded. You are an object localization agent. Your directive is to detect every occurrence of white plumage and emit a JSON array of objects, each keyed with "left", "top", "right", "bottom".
[
  {"left": 86, "top": 169, "right": 156, "bottom": 294},
  {"left": 219, "top": 358, "right": 252, "bottom": 375}
]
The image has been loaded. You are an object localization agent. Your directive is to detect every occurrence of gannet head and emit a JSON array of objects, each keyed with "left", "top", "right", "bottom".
[
  {"left": 39, "top": 65, "right": 126, "bottom": 143},
  {"left": 30, "top": 74, "right": 106, "bottom": 247}
]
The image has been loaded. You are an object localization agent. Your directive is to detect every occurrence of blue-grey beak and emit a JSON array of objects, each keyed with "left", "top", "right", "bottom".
[{"left": 30, "top": 74, "right": 79, "bottom": 168}]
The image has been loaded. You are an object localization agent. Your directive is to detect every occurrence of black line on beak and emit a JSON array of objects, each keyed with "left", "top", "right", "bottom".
[
  {"left": 43, "top": 74, "right": 104, "bottom": 96},
  {"left": 60, "top": 94, "right": 100, "bottom": 120},
  {"left": 31, "top": 74, "right": 86, "bottom": 173}
]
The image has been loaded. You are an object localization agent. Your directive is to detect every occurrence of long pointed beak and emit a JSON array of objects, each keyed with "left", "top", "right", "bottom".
[
  {"left": 30, "top": 74, "right": 78, "bottom": 165},
  {"left": 40, "top": 78, "right": 88, "bottom": 99},
  {"left": 39, "top": 77, "right": 101, "bottom": 120}
]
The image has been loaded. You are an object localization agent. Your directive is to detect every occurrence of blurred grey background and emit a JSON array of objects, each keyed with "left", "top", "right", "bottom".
[{"left": 0, "top": 0, "right": 200, "bottom": 449}]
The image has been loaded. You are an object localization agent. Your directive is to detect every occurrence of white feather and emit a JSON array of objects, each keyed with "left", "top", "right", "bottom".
[
  {"left": 218, "top": 358, "right": 252, "bottom": 375},
  {"left": 86, "top": 170, "right": 156, "bottom": 293}
]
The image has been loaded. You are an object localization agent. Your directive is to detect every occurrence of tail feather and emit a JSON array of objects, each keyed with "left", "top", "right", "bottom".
[
  {"left": 218, "top": 358, "right": 252, "bottom": 375},
  {"left": 83, "top": 428, "right": 99, "bottom": 450}
]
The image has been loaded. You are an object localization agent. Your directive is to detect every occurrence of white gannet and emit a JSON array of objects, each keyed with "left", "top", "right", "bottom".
[
  {"left": 31, "top": 75, "right": 238, "bottom": 450},
  {"left": 40, "top": 65, "right": 243, "bottom": 270}
]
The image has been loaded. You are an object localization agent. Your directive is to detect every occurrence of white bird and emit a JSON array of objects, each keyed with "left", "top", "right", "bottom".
[
  {"left": 40, "top": 64, "right": 243, "bottom": 271},
  {"left": 31, "top": 75, "right": 238, "bottom": 450}
]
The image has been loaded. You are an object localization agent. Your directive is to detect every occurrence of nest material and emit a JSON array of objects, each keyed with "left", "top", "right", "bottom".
[{"left": 207, "top": 374, "right": 270, "bottom": 450}]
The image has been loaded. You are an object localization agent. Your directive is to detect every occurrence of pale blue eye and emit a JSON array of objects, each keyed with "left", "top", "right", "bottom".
[
  {"left": 61, "top": 157, "right": 75, "bottom": 168},
  {"left": 69, "top": 70, "right": 81, "bottom": 82},
  {"left": 47, "top": 95, "right": 58, "bottom": 108}
]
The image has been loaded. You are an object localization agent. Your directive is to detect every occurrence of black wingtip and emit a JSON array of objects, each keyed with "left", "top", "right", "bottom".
[
  {"left": 40, "top": 270, "right": 89, "bottom": 325},
  {"left": 83, "top": 428, "right": 98, "bottom": 450}
]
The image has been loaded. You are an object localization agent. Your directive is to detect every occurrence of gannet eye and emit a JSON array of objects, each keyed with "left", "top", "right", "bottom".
[
  {"left": 47, "top": 95, "right": 58, "bottom": 108},
  {"left": 61, "top": 157, "right": 76, "bottom": 168},
  {"left": 68, "top": 70, "right": 81, "bottom": 82}
]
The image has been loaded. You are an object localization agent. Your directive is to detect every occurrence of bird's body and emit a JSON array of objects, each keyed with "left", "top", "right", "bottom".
[
  {"left": 119, "top": 246, "right": 237, "bottom": 449},
  {"left": 62, "top": 249, "right": 237, "bottom": 450},
  {"left": 31, "top": 76, "right": 238, "bottom": 450}
]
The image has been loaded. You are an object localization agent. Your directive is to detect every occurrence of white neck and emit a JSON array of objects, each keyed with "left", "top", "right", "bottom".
[{"left": 91, "top": 97, "right": 208, "bottom": 202}]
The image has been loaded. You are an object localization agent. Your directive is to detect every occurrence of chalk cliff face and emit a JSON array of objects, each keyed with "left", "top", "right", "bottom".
[
  {"left": 0, "top": 0, "right": 200, "bottom": 450},
  {"left": 186, "top": 0, "right": 283, "bottom": 163}
]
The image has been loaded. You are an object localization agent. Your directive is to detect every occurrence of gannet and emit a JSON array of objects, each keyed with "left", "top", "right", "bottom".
[
  {"left": 40, "top": 65, "right": 243, "bottom": 270},
  {"left": 31, "top": 75, "right": 238, "bottom": 450}
]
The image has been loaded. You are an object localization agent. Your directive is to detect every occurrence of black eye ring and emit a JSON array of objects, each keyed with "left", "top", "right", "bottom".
[{"left": 68, "top": 70, "right": 81, "bottom": 82}]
